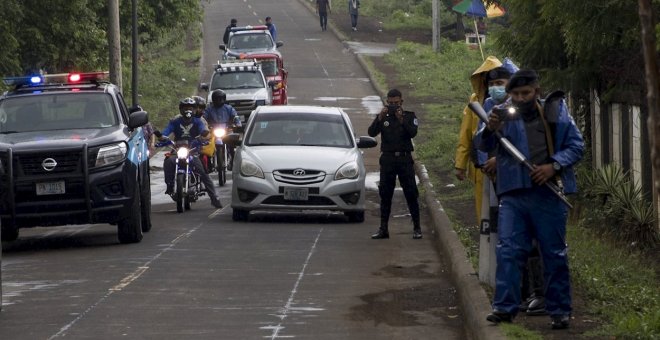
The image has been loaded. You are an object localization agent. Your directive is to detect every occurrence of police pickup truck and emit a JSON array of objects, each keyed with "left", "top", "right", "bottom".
[
  {"left": 0, "top": 72, "right": 151, "bottom": 243},
  {"left": 200, "top": 59, "right": 274, "bottom": 120}
]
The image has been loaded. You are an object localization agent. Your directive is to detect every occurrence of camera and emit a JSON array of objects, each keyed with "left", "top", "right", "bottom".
[{"left": 386, "top": 104, "right": 399, "bottom": 116}]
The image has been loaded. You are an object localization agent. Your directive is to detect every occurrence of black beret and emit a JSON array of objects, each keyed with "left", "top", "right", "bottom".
[
  {"left": 486, "top": 67, "right": 511, "bottom": 82},
  {"left": 506, "top": 69, "right": 539, "bottom": 92}
]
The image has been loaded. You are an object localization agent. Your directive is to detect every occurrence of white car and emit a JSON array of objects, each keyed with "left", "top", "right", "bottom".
[{"left": 228, "top": 105, "right": 377, "bottom": 222}]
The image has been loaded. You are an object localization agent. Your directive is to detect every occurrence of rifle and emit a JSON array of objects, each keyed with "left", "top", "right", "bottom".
[{"left": 468, "top": 101, "right": 573, "bottom": 208}]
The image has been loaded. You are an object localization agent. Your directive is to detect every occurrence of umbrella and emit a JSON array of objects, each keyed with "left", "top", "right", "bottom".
[
  {"left": 452, "top": 0, "right": 506, "bottom": 59},
  {"left": 452, "top": 0, "right": 506, "bottom": 18}
]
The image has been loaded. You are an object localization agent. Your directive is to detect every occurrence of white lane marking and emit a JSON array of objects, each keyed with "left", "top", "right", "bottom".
[
  {"left": 47, "top": 223, "right": 204, "bottom": 340},
  {"left": 208, "top": 206, "right": 227, "bottom": 219},
  {"left": 265, "top": 228, "right": 323, "bottom": 339},
  {"left": 314, "top": 51, "right": 330, "bottom": 78}
]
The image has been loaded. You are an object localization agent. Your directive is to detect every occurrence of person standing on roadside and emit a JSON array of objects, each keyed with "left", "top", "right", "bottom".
[
  {"left": 368, "top": 89, "right": 422, "bottom": 240},
  {"left": 265, "top": 16, "right": 277, "bottom": 42},
  {"left": 316, "top": 0, "right": 331, "bottom": 31},
  {"left": 454, "top": 56, "right": 503, "bottom": 225},
  {"left": 223, "top": 18, "right": 237, "bottom": 45},
  {"left": 475, "top": 70, "right": 584, "bottom": 330},
  {"left": 348, "top": 0, "right": 360, "bottom": 31}
]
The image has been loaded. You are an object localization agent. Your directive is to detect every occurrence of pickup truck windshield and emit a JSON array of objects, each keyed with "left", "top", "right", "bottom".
[
  {"left": 0, "top": 93, "right": 117, "bottom": 133},
  {"left": 211, "top": 71, "right": 265, "bottom": 90}
]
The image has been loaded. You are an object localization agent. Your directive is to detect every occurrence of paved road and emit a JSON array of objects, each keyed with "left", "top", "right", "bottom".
[{"left": 0, "top": 0, "right": 464, "bottom": 339}]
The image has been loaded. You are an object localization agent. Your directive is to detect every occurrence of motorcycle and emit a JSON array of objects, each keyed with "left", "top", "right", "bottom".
[
  {"left": 155, "top": 138, "right": 209, "bottom": 213},
  {"left": 211, "top": 124, "right": 233, "bottom": 187}
]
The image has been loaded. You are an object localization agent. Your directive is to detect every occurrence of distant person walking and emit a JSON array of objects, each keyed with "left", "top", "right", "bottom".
[
  {"left": 348, "top": 0, "right": 360, "bottom": 31},
  {"left": 316, "top": 0, "right": 331, "bottom": 31},
  {"left": 223, "top": 18, "right": 237, "bottom": 45},
  {"left": 265, "top": 16, "right": 277, "bottom": 41}
]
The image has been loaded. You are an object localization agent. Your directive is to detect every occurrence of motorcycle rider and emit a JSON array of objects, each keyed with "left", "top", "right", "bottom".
[
  {"left": 203, "top": 90, "right": 242, "bottom": 171},
  {"left": 155, "top": 97, "right": 222, "bottom": 208}
]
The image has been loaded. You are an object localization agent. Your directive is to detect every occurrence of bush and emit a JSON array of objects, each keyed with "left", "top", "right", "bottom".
[{"left": 576, "top": 163, "right": 659, "bottom": 249}]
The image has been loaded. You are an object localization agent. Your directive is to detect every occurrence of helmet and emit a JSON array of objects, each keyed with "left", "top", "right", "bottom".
[
  {"left": 179, "top": 97, "right": 195, "bottom": 113},
  {"left": 211, "top": 90, "right": 226, "bottom": 107},
  {"left": 192, "top": 95, "right": 206, "bottom": 109}
]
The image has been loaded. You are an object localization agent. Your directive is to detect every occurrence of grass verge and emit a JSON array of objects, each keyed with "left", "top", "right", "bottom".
[
  {"left": 122, "top": 27, "right": 201, "bottom": 129},
  {"left": 376, "top": 39, "right": 660, "bottom": 338}
]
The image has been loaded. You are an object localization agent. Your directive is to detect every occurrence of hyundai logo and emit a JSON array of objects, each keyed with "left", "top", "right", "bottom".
[
  {"left": 42, "top": 158, "right": 58, "bottom": 172},
  {"left": 292, "top": 168, "right": 306, "bottom": 176}
]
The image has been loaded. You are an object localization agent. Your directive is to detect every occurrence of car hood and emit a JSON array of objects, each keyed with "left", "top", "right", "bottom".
[
  {"left": 0, "top": 128, "right": 126, "bottom": 150},
  {"left": 242, "top": 145, "right": 358, "bottom": 173},
  {"left": 225, "top": 88, "right": 269, "bottom": 101}
]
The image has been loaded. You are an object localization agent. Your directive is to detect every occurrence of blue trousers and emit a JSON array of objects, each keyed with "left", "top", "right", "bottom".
[{"left": 493, "top": 186, "right": 572, "bottom": 316}]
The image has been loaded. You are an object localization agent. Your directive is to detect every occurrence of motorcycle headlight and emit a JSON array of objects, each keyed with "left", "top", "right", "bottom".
[
  {"left": 177, "top": 147, "right": 190, "bottom": 159},
  {"left": 255, "top": 100, "right": 266, "bottom": 106},
  {"left": 335, "top": 161, "right": 359, "bottom": 180},
  {"left": 95, "top": 142, "right": 127, "bottom": 167},
  {"left": 213, "top": 128, "right": 226, "bottom": 138},
  {"left": 240, "top": 159, "right": 264, "bottom": 178}
]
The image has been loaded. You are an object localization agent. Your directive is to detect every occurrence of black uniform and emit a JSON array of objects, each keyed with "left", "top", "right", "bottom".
[{"left": 368, "top": 110, "right": 420, "bottom": 233}]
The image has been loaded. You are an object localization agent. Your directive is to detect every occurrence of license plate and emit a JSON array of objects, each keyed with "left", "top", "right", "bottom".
[
  {"left": 283, "top": 187, "right": 309, "bottom": 201},
  {"left": 36, "top": 181, "right": 65, "bottom": 195}
]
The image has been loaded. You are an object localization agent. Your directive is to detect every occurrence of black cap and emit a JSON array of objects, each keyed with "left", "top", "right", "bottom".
[
  {"left": 231, "top": 18, "right": 237, "bottom": 24},
  {"left": 265, "top": 16, "right": 271, "bottom": 21},
  {"left": 506, "top": 69, "right": 539, "bottom": 92},
  {"left": 486, "top": 67, "right": 511, "bottom": 82}
]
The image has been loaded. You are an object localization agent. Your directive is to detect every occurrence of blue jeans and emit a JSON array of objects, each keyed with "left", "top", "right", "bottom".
[{"left": 493, "top": 186, "right": 571, "bottom": 316}]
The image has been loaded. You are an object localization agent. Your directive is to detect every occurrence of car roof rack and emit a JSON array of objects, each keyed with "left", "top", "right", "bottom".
[
  {"left": 213, "top": 59, "right": 261, "bottom": 72},
  {"left": 230, "top": 25, "right": 268, "bottom": 33}
]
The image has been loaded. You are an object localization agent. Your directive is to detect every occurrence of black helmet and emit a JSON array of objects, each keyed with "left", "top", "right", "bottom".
[
  {"left": 179, "top": 97, "right": 196, "bottom": 121},
  {"left": 211, "top": 90, "right": 226, "bottom": 107},
  {"left": 192, "top": 95, "right": 206, "bottom": 109}
]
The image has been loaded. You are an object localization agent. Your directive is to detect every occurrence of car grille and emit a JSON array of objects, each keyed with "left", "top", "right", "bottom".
[
  {"left": 273, "top": 169, "right": 326, "bottom": 185},
  {"left": 262, "top": 196, "right": 334, "bottom": 206},
  {"left": 227, "top": 100, "right": 256, "bottom": 114},
  {"left": 15, "top": 151, "right": 82, "bottom": 175}
]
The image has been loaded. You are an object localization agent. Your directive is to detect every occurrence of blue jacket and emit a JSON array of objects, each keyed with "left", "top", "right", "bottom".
[
  {"left": 161, "top": 117, "right": 207, "bottom": 142},
  {"left": 474, "top": 94, "right": 584, "bottom": 195},
  {"left": 203, "top": 104, "right": 241, "bottom": 127},
  {"left": 266, "top": 23, "right": 277, "bottom": 42}
]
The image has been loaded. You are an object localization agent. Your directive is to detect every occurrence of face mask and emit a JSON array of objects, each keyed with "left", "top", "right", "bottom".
[
  {"left": 514, "top": 99, "right": 537, "bottom": 113},
  {"left": 488, "top": 86, "right": 507, "bottom": 103}
]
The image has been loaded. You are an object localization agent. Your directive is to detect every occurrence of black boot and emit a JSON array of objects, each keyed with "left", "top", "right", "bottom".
[
  {"left": 371, "top": 228, "right": 389, "bottom": 239},
  {"left": 551, "top": 314, "right": 570, "bottom": 329},
  {"left": 486, "top": 310, "right": 514, "bottom": 324}
]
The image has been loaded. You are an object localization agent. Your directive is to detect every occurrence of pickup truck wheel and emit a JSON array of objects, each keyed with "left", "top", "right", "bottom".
[
  {"left": 345, "top": 211, "right": 365, "bottom": 223},
  {"left": 176, "top": 173, "right": 185, "bottom": 213},
  {"left": 232, "top": 209, "right": 249, "bottom": 221},
  {"left": 1, "top": 219, "right": 19, "bottom": 242},
  {"left": 140, "top": 167, "right": 152, "bottom": 232},
  {"left": 118, "top": 186, "right": 143, "bottom": 244}
]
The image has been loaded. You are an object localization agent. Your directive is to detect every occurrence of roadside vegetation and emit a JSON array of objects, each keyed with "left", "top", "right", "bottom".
[{"left": 355, "top": 0, "right": 660, "bottom": 337}]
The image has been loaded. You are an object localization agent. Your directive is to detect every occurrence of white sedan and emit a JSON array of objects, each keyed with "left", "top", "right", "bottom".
[{"left": 227, "top": 105, "right": 377, "bottom": 222}]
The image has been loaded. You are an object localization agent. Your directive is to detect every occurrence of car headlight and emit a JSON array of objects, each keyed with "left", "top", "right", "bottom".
[
  {"left": 213, "top": 128, "right": 226, "bottom": 138},
  {"left": 177, "top": 147, "right": 190, "bottom": 159},
  {"left": 240, "top": 159, "right": 264, "bottom": 178},
  {"left": 255, "top": 100, "right": 266, "bottom": 106},
  {"left": 335, "top": 161, "right": 359, "bottom": 180},
  {"left": 95, "top": 142, "right": 127, "bottom": 167}
]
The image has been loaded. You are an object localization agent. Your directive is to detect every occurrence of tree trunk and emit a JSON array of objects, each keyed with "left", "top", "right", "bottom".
[
  {"left": 456, "top": 13, "right": 464, "bottom": 41},
  {"left": 638, "top": 0, "right": 660, "bottom": 223}
]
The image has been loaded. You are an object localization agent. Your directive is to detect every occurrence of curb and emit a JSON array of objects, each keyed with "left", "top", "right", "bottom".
[{"left": 295, "top": 1, "right": 505, "bottom": 339}]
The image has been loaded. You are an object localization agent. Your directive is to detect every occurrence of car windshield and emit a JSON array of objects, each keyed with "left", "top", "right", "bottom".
[
  {"left": 0, "top": 93, "right": 118, "bottom": 133},
  {"left": 228, "top": 33, "right": 273, "bottom": 50},
  {"left": 258, "top": 59, "right": 278, "bottom": 77},
  {"left": 246, "top": 112, "right": 353, "bottom": 148},
  {"left": 211, "top": 71, "right": 265, "bottom": 90}
]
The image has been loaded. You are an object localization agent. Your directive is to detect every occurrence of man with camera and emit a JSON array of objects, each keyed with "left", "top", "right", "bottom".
[
  {"left": 475, "top": 70, "right": 584, "bottom": 329},
  {"left": 368, "top": 89, "right": 422, "bottom": 240}
]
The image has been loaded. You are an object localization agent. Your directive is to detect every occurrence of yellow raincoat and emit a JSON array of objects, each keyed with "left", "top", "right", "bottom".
[{"left": 454, "top": 56, "right": 502, "bottom": 222}]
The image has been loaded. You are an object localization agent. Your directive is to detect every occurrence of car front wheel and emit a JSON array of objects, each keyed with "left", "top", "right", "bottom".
[{"left": 118, "top": 186, "right": 144, "bottom": 243}]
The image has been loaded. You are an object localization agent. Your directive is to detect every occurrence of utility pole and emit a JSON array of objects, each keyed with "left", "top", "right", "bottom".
[
  {"left": 131, "top": 0, "right": 139, "bottom": 106},
  {"left": 638, "top": 0, "right": 660, "bottom": 221},
  {"left": 108, "top": 0, "right": 122, "bottom": 91},
  {"left": 432, "top": 0, "right": 441, "bottom": 52}
]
